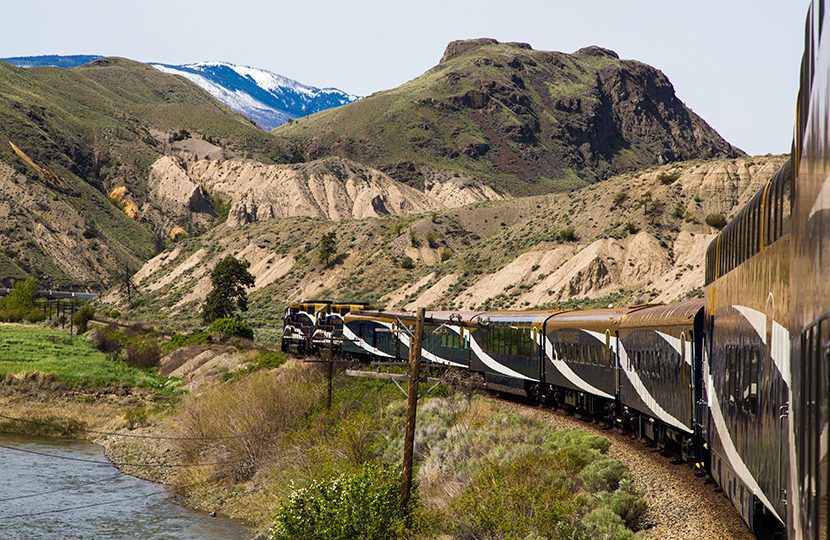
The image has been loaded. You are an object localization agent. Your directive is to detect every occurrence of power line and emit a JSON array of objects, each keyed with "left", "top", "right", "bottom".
[
  {"left": 0, "top": 474, "right": 123, "bottom": 502},
  {"left": 0, "top": 413, "right": 262, "bottom": 441},
  {"left": 0, "top": 479, "right": 210, "bottom": 521},
  {"left": 0, "top": 443, "right": 245, "bottom": 469}
]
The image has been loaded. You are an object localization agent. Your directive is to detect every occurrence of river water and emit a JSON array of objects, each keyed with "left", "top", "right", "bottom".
[{"left": 0, "top": 433, "right": 250, "bottom": 539}]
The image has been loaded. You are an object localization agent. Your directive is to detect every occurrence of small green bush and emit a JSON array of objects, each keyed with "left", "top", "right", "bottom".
[
  {"left": 426, "top": 231, "right": 439, "bottom": 248},
  {"left": 580, "top": 457, "right": 629, "bottom": 492},
  {"left": 71, "top": 305, "right": 96, "bottom": 334},
  {"left": 124, "top": 406, "right": 150, "bottom": 429},
  {"left": 270, "top": 462, "right": 406, "bottom": 540},
  {"left": 24, "top": 308, "right": 47, "bottom": 323},
  {"left": 163, "top": 332, "right": 213, "bottom": 352},
  {"left": 624, "top": 222, "right": 639, "bottom": 234},
  {"left": 580, "top": 507, "right": 633, "bottom": 540},
  {"left": 209, "top": 318, "right": 254, "bottom": 340},
  {"left": 557, "top": 226, "right": 578, "bottom": 242},
  {"left": 409, "top": 229, "right": 420, "bottom": 248},
  {"left": 399, "top": 256, "right": 415, "bottom": 270},
  {"left": 125, "top": 334, "right": 161, "bottom": 368},
  {"left": 599, "top": 479, "right": 646, "bottom": 527},
  {"left": 440, "top": 248, "right": 453, "bottom": 262},
  {"left": 250, "top": 350, "right": 288, "bottom": 370},
  {"left": 94, "top": 324, "right": 126, "bottom": 355},
  {"left": 705, "top": 213, "right": 727, "bottom": 229}
]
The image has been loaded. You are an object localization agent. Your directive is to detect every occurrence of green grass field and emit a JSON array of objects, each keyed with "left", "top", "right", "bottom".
[{"left": 0, "top": 324, "right": 175, "bottom": 392}]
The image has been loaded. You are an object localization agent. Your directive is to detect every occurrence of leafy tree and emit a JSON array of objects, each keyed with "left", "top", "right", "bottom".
[
  {"left": 201, "top": 256, "right": 255, "bottom": 324},
  {"left": 319, "top": 231, "right": 337, "bottom": 267},
  {"left": 2, "top": 277, "right": 37, "bottom": 312}
]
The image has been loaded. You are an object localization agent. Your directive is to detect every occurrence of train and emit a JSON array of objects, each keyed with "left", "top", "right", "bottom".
[{"left": 282, "top": 2, "right": 830, "bottom": 537}]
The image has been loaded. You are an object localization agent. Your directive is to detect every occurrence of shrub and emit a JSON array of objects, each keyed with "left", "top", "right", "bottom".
[
  {"left": 426, "top": 231, "right": 439, "bottom": 248},
  {"left": 249, "top": 350, "right": 288, "bottom": 371},
  {"left": 209, "top": 318, "right": 254, "bottom": 340},
  {"left": 94, "top": 324, "right": 125, "bottom": 355},
  {"left": 705, "top": 213, "right": 727, "bottom": 229},
  {"left": 270, "top": 462, "right": 406, "bottom": 540},
  {"left": 624, "top": 222, "right": 639, "bottom": 234},
  {"left": 599, "top": 479, "right": 646, "bottom": 527},
  {"left": 163, "top": 332, "right": 213, "bottom": 352},
  {"left": 24, "top": 308, "right": 47, "bottom": 323},
  {"left": 409, "top": 229, "right": 420, "bottom": 248},
  {"left": 440, "top": 248, "right": 453, "bottom": 262},
  {"left": 613, "top": 192, "right": 628, "bottom": 207},
  {"left": 557, "top": 226, "right": 578, "bottom": 242},
  {"left": 107, "top": 309, "right": 121, "bottom": 319},
  {"left": 580, "top": 457, "right": 629, "bottom": 492},
  {"left": 178, "top": 361, "right": 324, "bottom": 481},
  {"left": 399, "top": 256, "right": 415, "bottom": 270},
  {"left": 71, "top": 305, "right": 96, "bottom": 334},
  {"left": 446, "top": 451, "right": 582, "bottom": 539},
  {"left": 580, "top": 507, "right": 633, "bottom": 539},
  {"left": 125, "top": 334, "right": 161, "bottom": 368},
  {"left": 124, "top": 406, "right": 150, "bottom": 430}
]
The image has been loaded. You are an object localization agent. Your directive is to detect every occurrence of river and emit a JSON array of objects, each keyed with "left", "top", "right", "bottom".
[{"left": 0, "top": 433, "right": 250, "bottom": 539}]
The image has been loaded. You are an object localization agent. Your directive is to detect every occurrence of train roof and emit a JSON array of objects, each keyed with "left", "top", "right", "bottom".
[
  {"left": 545, "top": 307, "right": 646, "bottom": 332},
  {"left": 471, "top": 310, "right": 559, "bottom": 325},
  {"left": 620, "top": 299, "right": 704, "bottom": 329},
  {"left": 346, "top": 309, "right": 413, "bottom": 324}
]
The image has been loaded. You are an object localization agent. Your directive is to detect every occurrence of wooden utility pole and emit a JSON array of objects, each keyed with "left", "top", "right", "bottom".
[
  {"left": 400, "top": 307, "right": 425, "bottom": 515},
  {"left": 327, "top": 333, "right": 334, "bottom": 410}
]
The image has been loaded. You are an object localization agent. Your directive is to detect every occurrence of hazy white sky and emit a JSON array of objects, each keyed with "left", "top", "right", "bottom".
[{"left": 3, "top": 0, "right": 808, "bottom": 155}]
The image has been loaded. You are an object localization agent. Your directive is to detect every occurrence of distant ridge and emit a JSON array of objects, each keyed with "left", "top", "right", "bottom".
[
  {"left": 1, "top": 55, "right": 103, "bottom": 68},
  {"left": 1, "top": 55, "right": 358, "bottom": 130},
  {"left": 151, "top": 62, "right": 358, "bottom": 130}
]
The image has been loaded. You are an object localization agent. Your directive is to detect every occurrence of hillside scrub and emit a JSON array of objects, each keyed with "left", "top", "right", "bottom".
[{"left": 168, "top": 363, "right": 644, "bottom": 536}]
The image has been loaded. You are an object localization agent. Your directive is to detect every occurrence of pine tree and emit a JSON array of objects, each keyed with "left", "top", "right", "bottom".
[
  {"left": 201, "top": 256, "right": 255, "bottom": 324},
  {"left": 318, "top": 231, "right": 337, "bottom": 268}
]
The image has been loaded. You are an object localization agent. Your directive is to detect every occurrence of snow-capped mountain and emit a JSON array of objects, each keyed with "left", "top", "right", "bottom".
[
  {"left": 0, "top": 55, "right": 358, "bottom": 130},
  {"left": 151, "top": 62, "right": 358, "bottom": 130}
]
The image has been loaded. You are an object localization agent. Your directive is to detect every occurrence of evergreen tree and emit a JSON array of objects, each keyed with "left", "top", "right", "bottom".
[
  {"left": 318, "top": 231, "right": 337, "bottom": 267},
  {"left": 201, "top": 256, "right": 255, "bottom": 324}
]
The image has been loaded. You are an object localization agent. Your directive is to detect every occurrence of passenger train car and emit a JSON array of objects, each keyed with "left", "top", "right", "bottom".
[{"left": 285, "top": 3, "right": 830, "bottom": 536}]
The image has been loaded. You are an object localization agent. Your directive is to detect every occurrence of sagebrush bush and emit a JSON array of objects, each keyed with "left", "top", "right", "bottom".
[
  {"left": 580, "top": 507, "right": 633, "bottom": 540},
  {"left": 176, "top": 361, "right": 324, "bottom": 481},
  {"left": 598, "top": 479, "right": 646, "bottom": 527},
  {"left": 93, "top": 324, "right": 125, "bottom": 355},
  {"left": 447, "top": 451, "right": 582, "bottom": 539},
  {"left": 270, "top": 462, "right": 406, "bottom": 540},
  {"left": 705, "top": 213, "right": 727, "bottom": 229},
  {"left": 125, "top": 334, "right": 161, "bottom": 368},
  {"left": 71, "top": 305, "right": 96, "bottom": 333},
  {"left": 163, "top": 332, "right": 212, "bottom": 352},
  {"left": 580, "top": 457, "right": 629, "bottom": 492},
  {"left": 209, "top": 317, "right": 254, "bottom": 340}
]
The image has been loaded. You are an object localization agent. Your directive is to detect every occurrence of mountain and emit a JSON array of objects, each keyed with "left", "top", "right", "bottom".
[
  {"left": 1, "top": 56, "right": 359, "bottom": 131},
  {"left": 1, "top": 55, "right": 103, "bottom": 68},
  {"left": 124, "top": 156, "right": 785, "bottom": 325},
  {"left": 150, "top": 62, "right": 358, "bottom": 130},
  {"left": 0, "top": 57, "right": 287, "bottom": 288},
  {"left": 272, "top": 39, "right": 742, "bottom": 196}
]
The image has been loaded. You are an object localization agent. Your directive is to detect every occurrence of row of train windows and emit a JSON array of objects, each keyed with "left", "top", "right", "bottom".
[
  {"left": 798, "top": 316, "right": 829, "bottom": 537},
  {"left": 629, "top": 349, "right": 685, "bottom": 383},
  {"left": 485, "top": 327, "right": 535, "bottom": 358},
  {"left": 723, "top": 344, "right": 760, "bottom": 416},
  {"left": 704, "top": 163, "right": 792, "bottom": 284},
  {"left": 553, "top": 341, "right": 611, "bottom": 367},
  {"left": 438, "top": 331, "right": 464, "bottom": 349}
]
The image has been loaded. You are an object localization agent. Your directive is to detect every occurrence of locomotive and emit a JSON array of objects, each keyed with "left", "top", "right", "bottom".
[{"left": 283, "top": 2, "right": 830, "bottom": 537}]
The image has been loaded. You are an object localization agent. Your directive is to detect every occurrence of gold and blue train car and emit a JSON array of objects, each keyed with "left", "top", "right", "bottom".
[
  {"left": 789, "top": 2, "right": 830, "bottom": 536},
  {"left": 618, "top": 300, "right": 704, "bottom": 460},
  {"left": 467, "top": 311, "right": 552, "bottom": 397},
  {"left": 342, "top": 310, "right": 411, "bottom": 360},
  {"left": 419, "top": 311, "right": 477, "bottom": 369},
  {"left": 311, "top": 302, "right": 372, "bottom": 350},
  {"left": 281, "top": 300, "right": 332, "bottom": 354},
  {"left": 703, "top": 159, "right": 792, "bottom": 534},
  {"left": 541, "top": 308, "right": 635, "bottom": 417}
]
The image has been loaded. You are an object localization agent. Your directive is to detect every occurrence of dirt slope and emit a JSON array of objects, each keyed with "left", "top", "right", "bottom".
[{"left": 121, "top": 156, "right": 785, "bottom": 325}]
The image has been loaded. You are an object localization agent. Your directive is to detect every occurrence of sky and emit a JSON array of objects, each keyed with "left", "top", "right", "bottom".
[{"left": 3, "top": 0, "right": 809, "bottom": 156}]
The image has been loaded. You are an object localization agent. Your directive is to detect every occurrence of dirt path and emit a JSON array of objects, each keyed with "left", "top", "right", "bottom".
[{"left": 493, "top": 399, "right": 753, "bottom": 540}]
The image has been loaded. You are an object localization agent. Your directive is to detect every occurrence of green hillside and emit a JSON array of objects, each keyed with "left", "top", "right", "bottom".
[
  {"left": 0, "top": 58, "right": 289, "bottom": 288},
  {"left": 273, "top": 40, "right": 741, "bottom": 195}
]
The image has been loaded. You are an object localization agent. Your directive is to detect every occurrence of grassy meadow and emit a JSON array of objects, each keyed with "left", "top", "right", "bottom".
[{"left": 0, "top": 323, "right": 174, "bottom": 392}]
